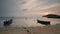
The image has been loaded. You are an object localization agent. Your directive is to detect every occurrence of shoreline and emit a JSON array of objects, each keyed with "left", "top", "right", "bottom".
[{"left": 0, "top": 24, "right": 60, "bottom": 34}]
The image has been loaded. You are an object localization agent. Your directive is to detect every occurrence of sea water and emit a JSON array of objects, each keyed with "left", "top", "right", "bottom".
[{"left": 0, "top": 16, "right": 60, "bottom": 28}]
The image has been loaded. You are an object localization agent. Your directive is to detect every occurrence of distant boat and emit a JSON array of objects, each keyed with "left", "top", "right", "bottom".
[
  {"left": 4, "top": 19, "right": 13, "bottom": 26},
  {"left": 43, "top": 14, "right": 60, "bottom": 18},
  {"left": 37, "top": 20, "right": 50, "bottom": 25}
]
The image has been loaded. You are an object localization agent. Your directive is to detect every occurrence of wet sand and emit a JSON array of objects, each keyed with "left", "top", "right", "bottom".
[{"left": 0, "top": 24, "right": 60, "bottom": 34}]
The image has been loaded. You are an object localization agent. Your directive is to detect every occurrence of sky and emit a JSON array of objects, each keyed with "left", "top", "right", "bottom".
[{"left": 0, "top": 0, "right": 60, "bottom": 17}]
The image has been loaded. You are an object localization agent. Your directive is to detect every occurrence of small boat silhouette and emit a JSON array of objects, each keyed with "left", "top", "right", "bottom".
[
  {"left": 37, "top": 20, "right": 50, "bottom": 25},
  {"left": 4, "top": 19, "right": 13, "bottom": 26}
]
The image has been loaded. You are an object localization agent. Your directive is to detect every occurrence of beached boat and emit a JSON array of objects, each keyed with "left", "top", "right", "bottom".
[
  {"left": 4, "top": 19, "right": 13, "bottom": 26},
  {"left": 37, "top": 20, "right": 50, "bottom": 25}
]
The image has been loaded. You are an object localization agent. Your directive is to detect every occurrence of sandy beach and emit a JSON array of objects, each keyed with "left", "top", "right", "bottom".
[{"left": 0, "top": 24, "right": 60, "bottom": 34}]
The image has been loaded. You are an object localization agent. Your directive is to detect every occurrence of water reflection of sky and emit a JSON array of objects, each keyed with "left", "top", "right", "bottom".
[{"left": 0, "top": 17, "right": 60, "bottom": 27}]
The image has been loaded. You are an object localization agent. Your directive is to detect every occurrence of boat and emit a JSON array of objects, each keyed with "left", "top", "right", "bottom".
[
  {"left": 37, "top": 20, "right": 50, "bottom": 25},
  {"left": 4, "top": 19, "right": 13, "bottom": 26}
]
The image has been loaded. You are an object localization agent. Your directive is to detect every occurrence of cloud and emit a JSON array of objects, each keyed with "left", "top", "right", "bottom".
[
  {"left": 35, "top": 3, "right": 60, "bottom": 11},
  {"left": 0, "top": 0, "right": 60, "bottom": 17},
  {"left": 21, "top": 0, "right": 37, "bottom": 11},
  {"left": 21, "top": 0, "right": 60, "bottom": 12}
]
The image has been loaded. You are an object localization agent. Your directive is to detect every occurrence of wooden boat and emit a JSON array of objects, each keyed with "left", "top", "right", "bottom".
[
  {"left": 37, "top": 20, "right": 50, "bottom": 25},
  {"left": 4, "top": 19, "right": 13, "bottom": 26}
]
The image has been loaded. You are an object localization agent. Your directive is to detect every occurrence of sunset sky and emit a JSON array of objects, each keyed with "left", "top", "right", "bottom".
[{"left": 0, "top": 0, "right": 60, "bottom": 17}]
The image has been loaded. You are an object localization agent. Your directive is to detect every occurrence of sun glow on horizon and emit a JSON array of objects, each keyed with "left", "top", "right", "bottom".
[{"left": 42, "top": 12, "right": 56, "bottom": 15}]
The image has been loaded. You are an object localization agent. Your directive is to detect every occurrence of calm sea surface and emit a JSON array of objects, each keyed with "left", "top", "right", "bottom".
[{"left": 0, "top": 16, "right": 60, "bottom": 28}]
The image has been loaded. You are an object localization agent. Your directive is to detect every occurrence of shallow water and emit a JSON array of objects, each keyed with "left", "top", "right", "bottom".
[{"left": 0, "top": 17, "right": 60, "bottom": 28}]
